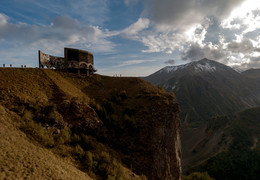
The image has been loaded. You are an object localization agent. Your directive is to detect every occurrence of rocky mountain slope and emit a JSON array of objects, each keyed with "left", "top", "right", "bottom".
[
  {"left": 0, "top": 68, "right": 181, "bottom": 180},
  {"left": 143, "top": 58, "right": 260, "bottom": 171},
  {"left": 200, "top": 107, "right": 260, "bottom": 180},
  {"left": 144, "top": 58, "right": 260, "bottom": 124}
]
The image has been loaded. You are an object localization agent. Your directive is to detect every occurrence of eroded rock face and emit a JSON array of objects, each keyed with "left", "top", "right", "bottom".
[
  {"left": 140, "top": 94, "right": 181, "bottom": 180},
  {"left": 94, "top": 92, "right": 182, "bottom": 180},
  {"left": 58, "top": 100, "right": 103, "bottom": 131},
  {"left": 149, "top": 95, "right": 181, "bottom": 180},
  {"left": 81, "top": 77, "right": 182, "bottom": 180}
]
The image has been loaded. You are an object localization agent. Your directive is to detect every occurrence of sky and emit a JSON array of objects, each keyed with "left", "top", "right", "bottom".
[{"left": 0, "top": 0, "right": 260, "bottom": 76}]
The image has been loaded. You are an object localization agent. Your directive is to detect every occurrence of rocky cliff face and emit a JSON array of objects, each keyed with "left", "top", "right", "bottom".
[
  {"left": 0, "top": 68, "right": 181, "bottom": 180},
  {"left": 148, "top": 95, "right": 181, "bottom": 179},
  {"left": 83, "top": 76, "right": 182, "bottom": 180}
]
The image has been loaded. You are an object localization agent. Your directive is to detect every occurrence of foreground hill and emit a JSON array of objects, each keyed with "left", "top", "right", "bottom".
[
  {"left": 0, "top": 68, "right": 181, "bottom": 180},
  {"left": 0, "top": 105, "right": 92, "bottom": 180},
  {"left": 143, "top": 59, "right": 260, "bottom": 172}
]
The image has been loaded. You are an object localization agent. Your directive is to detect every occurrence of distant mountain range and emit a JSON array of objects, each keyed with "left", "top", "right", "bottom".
[
  {"left": 144, "top": 58, "right": 260, "bottom": 125},
  {"left": 143, "top": 58, "right": 260, "bottom": 175}
]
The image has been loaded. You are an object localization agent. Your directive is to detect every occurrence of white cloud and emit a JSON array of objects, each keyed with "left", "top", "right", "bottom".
[
  {"left": 122, "top": 18, "right": 150, "bottom": 36},
  {"left": 124, "top": 0, "right": 140, "bottom": 6},
  {"left": 0, "top": 14, "right": 117, "bottom": 53},
  {"left": 0, "top": 13, "right": 7, "bottom": 25},
  {"left": 221, "top": 0, "right": 260, "bottom": 34},
  {"left": 118, "top": 0, "right": 260, "bottom": 70},
  {"left": 115, "top": 59, "right": 156, "bottom": 68},
  {"left": 30, "top": 0, "right": 109, "bottom": 25},
  {"left": 134, "top": 23, "right": 208, "bottom": 54},
  {"left": 0, "top": 14, "right": 118, "bottom": 66},
  {"left": 144, "top": 0, "right": 245, "bottom": 31}
]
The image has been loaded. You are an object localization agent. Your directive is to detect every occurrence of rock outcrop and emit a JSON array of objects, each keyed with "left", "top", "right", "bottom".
[{"left": 83, "top": 76, "right": 182, "bottom": 180}]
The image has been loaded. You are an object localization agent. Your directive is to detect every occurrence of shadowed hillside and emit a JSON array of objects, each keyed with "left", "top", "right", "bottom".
[
  {"left": 143, "top": 59, "right": 260, "bottom": 177},
  {"left": 0, "top": 68, "right": 181, "bottom": 180}
]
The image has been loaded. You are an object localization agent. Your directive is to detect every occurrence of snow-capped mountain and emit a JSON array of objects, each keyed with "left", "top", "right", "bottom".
[
  {"left": 158, "top": 58, "right": 219, "bottom": 74},
  {"left": 143, "top": 58, "right": 260, "bottom": 170},
  {"left": 143, "top": 58, "right": 260, "bottom": 123}
]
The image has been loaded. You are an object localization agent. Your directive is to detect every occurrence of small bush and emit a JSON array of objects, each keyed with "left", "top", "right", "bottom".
[
  {"left": 56, "top": 126, "right": 71, "bottom": 145},
  {"left": 119, "top": 90, "right": 127, "bottom": 101},
  {"left": 140, "top": 174, "right": 148, "bottom": 180},
  {"left": 100, "top": 152, "right": 111, "bottom": 164},
  {"left": 23, "top": 110, "right": 34, "bottom": 121},
  {"left": 103, "top": 100, "right": 115, "bottom": 115},
  {"left": 71, "top": 133, "right": 81, "bottom": 146},
  {"left": 80, "top": 134, "right": 93, "bottom": 150},
  {"left": 74, "top": 144, "right": 85, "bottom": 158},
  {"left": 182, "top": 172, "right": 214, "bottom": 180},
  {"left": 85, "top": 151, "right": 94, "bottom": 171},
  {"left": 21, "top": 118, "right": 54, "bottom": 147}
]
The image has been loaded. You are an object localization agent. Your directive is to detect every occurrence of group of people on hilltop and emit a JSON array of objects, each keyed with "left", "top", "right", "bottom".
[{"left": 2, "top": 64, "right": 26, "bottom": 68}]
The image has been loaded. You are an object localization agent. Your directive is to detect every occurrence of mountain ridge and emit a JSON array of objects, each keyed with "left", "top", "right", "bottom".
[
  {"left": 143, "top": 58, "right": 260, "bottom": 172},
  {"left": 143, "top": 58, "right": 260, "bottom": 123}
]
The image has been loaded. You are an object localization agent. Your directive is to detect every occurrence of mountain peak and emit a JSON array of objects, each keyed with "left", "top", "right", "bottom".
[
  {"left": 159, "top": 58, "right": 219, "bottom": 74},
  {"left": 193, "top": 58, "right": 217, "bottom": 73}
]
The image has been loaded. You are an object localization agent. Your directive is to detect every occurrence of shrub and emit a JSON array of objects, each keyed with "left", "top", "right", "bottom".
[
  {"left": 21, "top": 118, "right": 54, "bottom": 147},
  {"left": 23, "top": 110, "right": 34, "bottom": 121},
  {"left": 140, "top": 174, "right": 148, "bottom": 180},
  {"left": 103, "top": 100, "right": 115, "bottom": 115},
  {"left": 56, "top": 126, "right": 71, "bottom": 145},
  {"left": 80, "top": 134, "right": 93, "bottom": 150},
  {"left": 182, "top": 172, "right": 214, "bottom": 180},
  {"left": 71, "top": 133, "right": 81, "bottom": 146},
  {"left": 100, "top": 152, "right": 111, "bottom": 164},
  {"left": 85, "top": 151, "right": 94, "bottom": 171},
  {"left": 74, "top": 144, "right": 85, "bottom": 158},
  {"left": 119, "top": 90, "right": 127, "bottom": 101}
]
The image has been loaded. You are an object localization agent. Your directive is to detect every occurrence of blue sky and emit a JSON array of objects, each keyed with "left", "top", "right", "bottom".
[{"left": 0, "top": 0, "right": 260, "bottom": 76}]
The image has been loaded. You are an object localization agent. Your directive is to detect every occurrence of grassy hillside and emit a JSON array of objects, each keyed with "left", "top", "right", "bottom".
[
  {"left": 184, "top": 107, "right": 260, "bottom": 180},
  {"left": 0, "top": 105, "right": 92, "bottom": 180},
  {"left": 0, "top": 68, "right": 144, "bottom": 179},
  {"left": 0, "top": 68, "right": 181, "bottom": 180}
]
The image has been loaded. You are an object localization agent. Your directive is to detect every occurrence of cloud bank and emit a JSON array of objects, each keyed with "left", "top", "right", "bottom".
[
  {"left": 0, "top": 14, "right": 118, "bottom": 66},
  {"left": 122, "top": 0, "right": 260, "bottom": 69}
]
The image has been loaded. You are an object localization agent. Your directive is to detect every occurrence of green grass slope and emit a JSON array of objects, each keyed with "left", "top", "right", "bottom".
[{"left": 186, "top": 107, "right": 260, "bottom": 180}]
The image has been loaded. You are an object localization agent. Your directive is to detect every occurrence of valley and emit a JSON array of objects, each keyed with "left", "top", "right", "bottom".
[{"left": 144, "top": 58, "right": 260, "bottom": 179}]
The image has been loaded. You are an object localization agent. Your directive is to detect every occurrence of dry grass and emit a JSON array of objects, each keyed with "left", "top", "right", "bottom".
[
  {"left": 0, "top": 105, "right": 92, "bottom": 180},
  {"left": 0, "top": 69, "right": 149, "bottom": 179},
  {"left": 0, "top": 68, "right": 89, "bottom": 107}
]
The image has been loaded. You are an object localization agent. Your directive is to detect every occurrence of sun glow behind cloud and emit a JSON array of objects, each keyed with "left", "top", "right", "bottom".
[{"left": 222, "top": 0, "right": 260, "bottom": 33}]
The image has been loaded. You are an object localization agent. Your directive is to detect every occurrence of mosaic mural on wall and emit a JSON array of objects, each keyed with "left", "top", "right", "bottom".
[
  {"left": 68, "top": 61, "right": 79, "bottom": 68},
  {"left": 39, "top": 51, "right": 65, "bottom": 69}
]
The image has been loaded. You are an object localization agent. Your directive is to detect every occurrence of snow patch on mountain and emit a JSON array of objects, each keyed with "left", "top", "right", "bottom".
[
  {"left": 159, "top": 62, "right": 194, "bottom": 74},
  {"left": 194, "top": 63, "right": 216, "bottom": 73}
]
